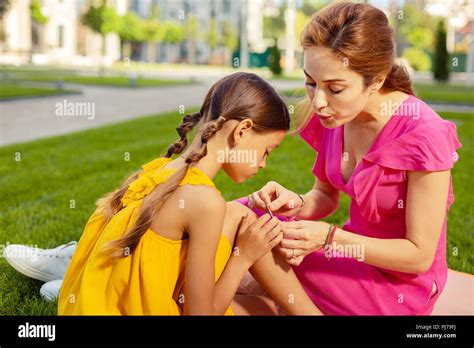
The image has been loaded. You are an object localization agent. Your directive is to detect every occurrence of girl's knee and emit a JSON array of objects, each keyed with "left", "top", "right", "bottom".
[{"left": 222, "top": 202, "right": 256, "bottom": 246}]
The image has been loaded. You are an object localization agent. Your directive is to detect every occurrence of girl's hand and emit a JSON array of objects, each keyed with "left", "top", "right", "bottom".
[
  {"left": 279, "top": 220, "right": 330, "bottom": 266},
  {"left": 248, "top": 181, "right": 303, "bottom": 218},
  {"left": 235, "top": 213, "right": 283, "bottom": 266}
]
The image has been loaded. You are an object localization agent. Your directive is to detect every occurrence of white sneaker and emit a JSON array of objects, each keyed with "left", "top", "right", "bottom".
[
  {"left": 40, "top": 279, "right": 63, "bottom": 302},
  {"left": 3, "top": 241, "right": 77, "bottom": 282}
]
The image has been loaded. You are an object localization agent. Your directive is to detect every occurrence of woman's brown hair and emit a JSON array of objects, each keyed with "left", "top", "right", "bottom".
[
  {"left": 98, "top": 72, "right": 290, "bottom": 258},
  {"left": 302, "top": 1, "right": 414, "bottom": 94},
  {"left": 297, "top": 1, "right": 414, "bottom": 127}
]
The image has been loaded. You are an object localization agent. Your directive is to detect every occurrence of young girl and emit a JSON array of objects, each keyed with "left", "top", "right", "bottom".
[{"left": 57, "top": 72, "right": 321, "bottom": 315}]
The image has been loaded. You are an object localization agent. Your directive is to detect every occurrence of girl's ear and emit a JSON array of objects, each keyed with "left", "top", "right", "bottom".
[{"left": 232, "top": 119, "right": 254, "bottom": 147}]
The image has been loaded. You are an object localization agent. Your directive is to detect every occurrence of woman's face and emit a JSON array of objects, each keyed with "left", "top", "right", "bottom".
[{"left": 303, "top": 46, "right": 375, "bottom": 128}]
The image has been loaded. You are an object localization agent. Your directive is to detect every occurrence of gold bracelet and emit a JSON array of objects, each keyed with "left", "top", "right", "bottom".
[{"left": 290, "top": 194, "right": 305, "bottom": 220}]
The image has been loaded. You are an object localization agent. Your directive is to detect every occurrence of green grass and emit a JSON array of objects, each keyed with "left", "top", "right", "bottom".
[
  {"left": 283, "top": 83, "right": 474, "bottom": 105},
  {"left": 2, "top": 67, "right": 194, "bottom": 88},
  {"left": 0, "top": 82, "right": 76, "bottom": 100},
  {"left": 412, "top": 83, "right": 474, "bottom": 105},
  {"left": 0, "top": 109, "right": 472, "bottom": 315},
  {"left": 5, "top": 74, "right": 192, "bottom": 88}
]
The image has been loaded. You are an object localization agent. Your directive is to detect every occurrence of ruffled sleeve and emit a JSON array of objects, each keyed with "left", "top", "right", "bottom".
[
  {"left": 364, "top": 119, "right": 461, "bottom": 171},
  {"left": 121, "top": 158, "right": 219, "bottom": 207},
  {"left": 298, "top": 113, "right": 326, "bottom": 151},
  {"left": 353, "top": 119, "right": 461, "bottom": 223}
]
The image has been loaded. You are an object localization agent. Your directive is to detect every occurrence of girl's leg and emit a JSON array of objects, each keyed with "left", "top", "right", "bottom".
[
  {"left": 223, "top": 201, "right": 322, "bottom": 315},
  {"left": 231, "top": 294, "right": 279, "bottom": 315}
]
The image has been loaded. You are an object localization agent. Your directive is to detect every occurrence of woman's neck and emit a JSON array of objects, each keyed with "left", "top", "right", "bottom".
[{"left": 351, "top": 90, "right": 408, "bottom": 131}]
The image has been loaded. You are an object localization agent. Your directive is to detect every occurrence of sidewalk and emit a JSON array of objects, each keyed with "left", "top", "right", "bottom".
[
  {"left": 0, "top": 79, "right": 303, "bottom": 146},
  {"left": 1, "top": 78, "right": 473, "bottom": 147}
]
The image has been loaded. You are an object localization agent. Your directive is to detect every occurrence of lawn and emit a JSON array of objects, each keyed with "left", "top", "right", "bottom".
[
  {"left": 0, "top": 109, "right": 472, "bottom": 315},
  {"left": 0, "top": 82, "right": 77, "bottom": 100},
  {"left": 2, "top": 67, "right": 194, "bottom": 88},
  {"left": 283, "top": 83, "right": 474, "bottom": 105}
]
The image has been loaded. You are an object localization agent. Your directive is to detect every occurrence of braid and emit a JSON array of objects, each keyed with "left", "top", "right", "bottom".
[
  {"left": 165, "top": 112, "right": 202, "bottom": 158},
  {"left": 185, "top": 116, "right": 227, "bottom": 163},
  {"left": 106, "top": 115, "right": 228, "bottom": 259}
]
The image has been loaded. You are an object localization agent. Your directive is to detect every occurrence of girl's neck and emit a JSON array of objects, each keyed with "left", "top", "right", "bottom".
[{"left": 174, "top": 140, "right": 223, "bottom": 180}]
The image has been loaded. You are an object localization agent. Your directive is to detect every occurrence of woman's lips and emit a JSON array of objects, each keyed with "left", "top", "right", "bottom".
[{"left": 318, "top": 114, "right": 333, "bottom": 120}]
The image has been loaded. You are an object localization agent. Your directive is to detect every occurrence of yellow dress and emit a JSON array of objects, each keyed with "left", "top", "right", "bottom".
[{"left": 58, "top": 157, "right": 234, "bottom": 315}]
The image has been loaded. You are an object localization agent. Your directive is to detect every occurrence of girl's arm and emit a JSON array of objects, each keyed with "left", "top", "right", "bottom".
[{"left": 183, "top": 186, "right": 281, "bottom": 315}]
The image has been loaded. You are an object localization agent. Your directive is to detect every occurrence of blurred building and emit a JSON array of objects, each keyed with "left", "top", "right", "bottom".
[
  {"left": 1, "top": 0, "right": 126, "bottom": 65},
  {"left": 133, "top": 0, "right": 264, "bottom": 66},
  {"left": 0, "top": 0, "right": 264, "bottom": 67}
]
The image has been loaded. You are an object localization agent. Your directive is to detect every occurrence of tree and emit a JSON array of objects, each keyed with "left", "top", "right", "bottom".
[
  {"left": 268, "top": 38, "right": 282, "bottom": 76},
  {"left": 300, "top": 0, "right": 325, "bottom": 17},
  {"left": 81, "top": 1, "right": 120, "bottom": 71},
  {"left": 206, "top": 18, "right": 219, "bottom": 62},
  {"left": 142, "top": 5, "right": 164, "bottom": 64},
  {"left": 118, "top": 12, "right": 143, "bottom": 61},
  {"left": 263, "top": 4, "right": 286, "bottom": 40},
  {"left": 142, "top": 20, "right": 164, "bottom": 63},
  {"left": 163, "top": 21, "right": 184, "bottom": 63},
  {"left": 432, "top": 19, "right": 450, "bottom": 82},
  {"left": 29, "top": 0, "right": 48, "bottom": 61},
  {"left": 30, "top": 0, "right": 47, "bottom": 24},
  {"left": 184, "top": 14, "right": 199, "bottom": 64},
  {"left": 0, "top": 0, "right": 11, "bottom": 62},
  {"left": 222, "top": 20, "right": 237, "bottom": 66},
  {"left": 0, "top": 0, "right": 11, "bottom": 18},
  {"left": 398, "top": 4, "right": 434, "bottom": 72}
]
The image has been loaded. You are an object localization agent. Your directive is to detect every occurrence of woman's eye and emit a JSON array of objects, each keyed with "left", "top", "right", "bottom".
[
  {"left": 265, "top": 150, "right": 270, "bottom": 158},
  {"left": 305, "top": 81, "right": 317, "bottom": 87},
  {"left": 329, "top": 87, "right": 343, "bottom": 94}
]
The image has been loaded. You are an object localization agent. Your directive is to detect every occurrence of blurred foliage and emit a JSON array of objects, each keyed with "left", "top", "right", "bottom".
[
  {"left": 402, "top": 47, "right": 431, "bottom": 71},
  {"left": 433, "top": 19, "right": 450, "bottom": 82},
  {"left": 81, "top": 2, "right": 120, "bottom": 36},
  {"left": 163, "top": 21, "right": 184, "bottom": 44},
  {"left": 118, "top": 11, "right": 143, "bottom": 43},
  {"left": 30, "top": 0, "right": 48, "bottom": 25},
  {"left": 397, "top": 4, "right": 435, "bottom": 71},
  {"left": 268, "top": 38, "right": 282, "bottom": 75}
]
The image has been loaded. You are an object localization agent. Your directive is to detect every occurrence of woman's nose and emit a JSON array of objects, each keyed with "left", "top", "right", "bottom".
[{"left": 312, "top": 88, "right": 328, "bottom": 112}]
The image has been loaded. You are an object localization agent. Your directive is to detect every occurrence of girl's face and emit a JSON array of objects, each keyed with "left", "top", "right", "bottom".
[
  {"left": 220, "top": 120, "right": 286, "bottom": 183},
  {"left": 303, "top": 46, "right": 379, "bottom": 128}
]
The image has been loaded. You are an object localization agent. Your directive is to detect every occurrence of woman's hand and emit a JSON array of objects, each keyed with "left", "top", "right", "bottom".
[
  {"left": 279, "top": 220, "right": 330, "bottom": 266},
  {"left": 235, "top": 213, "right": 283, "bottom": 266},
  {"left": 248, "top": 181, "right": 304, "bottom": 218}
]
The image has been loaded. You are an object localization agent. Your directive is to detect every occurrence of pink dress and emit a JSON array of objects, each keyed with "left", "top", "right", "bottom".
[{"left": 235, "top": 95, "right": 462, "bottom": 315}]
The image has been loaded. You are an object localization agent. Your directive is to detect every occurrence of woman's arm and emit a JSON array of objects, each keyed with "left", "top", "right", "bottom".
[
  {"left": 335, "top": 170, "right": 451, "bottom": 274},
  {"left": 280, "top": 170, "right": 451, "bottom": 274},
  {"left": 249, "top": 177, "right": 340, "bottom": 220},
  {"left": 298, "top": 177, "right": 340, "bottom": 220}
]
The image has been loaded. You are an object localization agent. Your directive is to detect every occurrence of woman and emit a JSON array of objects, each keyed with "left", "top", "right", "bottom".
[{"left": 242, "top": 2, "right": 461, "bottom": 315}]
